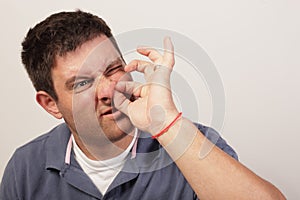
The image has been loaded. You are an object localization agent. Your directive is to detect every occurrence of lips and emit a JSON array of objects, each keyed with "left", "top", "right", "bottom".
[
  {"left": 99, "top": 107, "right": 123, "bottom": 120},
  {"left": 100, "top": 108, "right": 113, "bottom": 116}
]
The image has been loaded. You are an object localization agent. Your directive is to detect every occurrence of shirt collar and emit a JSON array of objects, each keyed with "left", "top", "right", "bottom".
[
  {"left": 45, "top": 123, "right": 72, "bottom": 170},
  {"left": 44, "top": 123, "right": 162, "bottom": 172}
]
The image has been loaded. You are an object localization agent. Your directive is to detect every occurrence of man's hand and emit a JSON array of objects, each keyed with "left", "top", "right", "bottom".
[
  {"left": 114, "top": 37, "right": 286, "bottom": 200},
  {"left": 114, "top": 37, "right": 179, "bottom": 135}
]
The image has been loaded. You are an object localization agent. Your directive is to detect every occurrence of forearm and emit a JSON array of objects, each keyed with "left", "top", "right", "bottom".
[
  {"left": 115, "top": 37, "right": 286, "bottom": 199},
  {"left": 156, "top": 117, "right": 286, "bottom": 200}
]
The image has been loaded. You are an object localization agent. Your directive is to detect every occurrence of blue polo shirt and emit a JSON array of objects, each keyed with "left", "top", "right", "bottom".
[{"left": 0, "top": 123, "right": 238, "bottom": 200}]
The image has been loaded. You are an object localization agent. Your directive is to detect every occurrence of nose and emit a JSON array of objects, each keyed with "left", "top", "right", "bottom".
[{"left": 95, "top": 76, "right": 117, "bottom": 105}]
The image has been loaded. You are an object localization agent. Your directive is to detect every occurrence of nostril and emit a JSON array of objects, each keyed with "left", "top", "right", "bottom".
[{"left": 100, "top": 96, "right": 113, "bottom": 105}]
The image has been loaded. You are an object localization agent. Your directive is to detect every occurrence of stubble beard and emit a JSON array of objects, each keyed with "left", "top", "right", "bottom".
[{"left": 98, "top": 113, "right": 134, "bottom": 143}]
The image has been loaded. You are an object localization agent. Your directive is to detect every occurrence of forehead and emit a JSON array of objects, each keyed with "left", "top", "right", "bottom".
[
  {"left": 53, "top": 35, "right": 121, "bottom": 79},
  {"left": 81, "top": 38, "right": 122, "bottom": 74}
]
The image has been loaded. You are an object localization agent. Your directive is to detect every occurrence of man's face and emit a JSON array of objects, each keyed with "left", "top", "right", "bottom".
[{"left": 52, "top": 35, "right": 133, "bottom": 146}]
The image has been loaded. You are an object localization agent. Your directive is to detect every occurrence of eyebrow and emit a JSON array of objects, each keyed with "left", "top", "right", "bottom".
[{"left": 105, "top": 57, "right": 123, "bottom": 71}]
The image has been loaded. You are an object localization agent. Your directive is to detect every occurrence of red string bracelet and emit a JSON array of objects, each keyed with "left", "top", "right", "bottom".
[{"left": 151, "top": 112, "right": 183, "bottom": 139}]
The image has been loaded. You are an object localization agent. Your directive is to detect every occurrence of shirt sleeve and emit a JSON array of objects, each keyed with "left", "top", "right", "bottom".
[
  {"left": 195, "top": 123, "right": 238, "bottom": 160},
  {"left": 0, "top": 152, "right": 20, "bottom": 200},
  {"left": 191, "top": 124, "right": 238, "bottom": 200}
]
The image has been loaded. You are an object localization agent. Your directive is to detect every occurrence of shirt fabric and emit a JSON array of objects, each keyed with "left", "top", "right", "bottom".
[
  {"left": 72, "top": 130, "right": 137, "bottom": 194},
  {"left": 0, "top": 123, "right": 238, "bottom": 200}
]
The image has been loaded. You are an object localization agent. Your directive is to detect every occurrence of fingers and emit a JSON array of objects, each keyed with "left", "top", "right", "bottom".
[
  {"left": 115, "top": 81, "right": 143, "bottom": 97},
  {"left": 134, "top": 36, "right": 175, "bottom": 68},
  {"left": 113, "top": 81, "right": 143, "bottom": 115},
  {"left": 113, "top": 91, "right": 130, "bottom": 116},
  {"left": 125, "top": 60, "right": 171, "bottom": 84},
  {"left": 163, "top": 37, "right": 175, "bottom": 67},
  {"left": 137, "top": 46, "right": 162, "bottom": 63},
  {"left": 125, "top": 60, "right": 154, "bottom": 76}
]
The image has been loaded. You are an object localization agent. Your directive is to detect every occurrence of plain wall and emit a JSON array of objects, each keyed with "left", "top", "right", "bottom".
[{"left": 0, "top": 0, "right": 299, "bottom": 199}]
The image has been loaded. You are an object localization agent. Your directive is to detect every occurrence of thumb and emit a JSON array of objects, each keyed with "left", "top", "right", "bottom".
[
  {"left": 113, "top": 90, "right": 130, "bottom": 116},
  {"left": 113, "top": 81, "right": 142, "bottom": 116}
]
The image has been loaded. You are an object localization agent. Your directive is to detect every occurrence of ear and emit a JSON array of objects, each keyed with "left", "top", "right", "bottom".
[{"left": 36, "top": 91, "right": 63, "bottom": 119}]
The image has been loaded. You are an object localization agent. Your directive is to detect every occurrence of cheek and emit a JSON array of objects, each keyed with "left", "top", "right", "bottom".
[
  {"left": 73, "top": 88, "right": 97, "bottom": 118},
  {"left": 73, "top": 89, "right": 96, "bottom": 110},
  {"left": 72, "top": 90, "right": 100, "bottom": 132}
]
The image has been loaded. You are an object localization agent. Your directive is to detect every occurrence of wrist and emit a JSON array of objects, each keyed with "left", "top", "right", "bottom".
[{"left": 151, "top": 111, "right": 182, "bottom": 139}]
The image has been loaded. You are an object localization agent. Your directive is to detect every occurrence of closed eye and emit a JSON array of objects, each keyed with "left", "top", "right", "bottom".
[{"left": 104, "top": 65, "right": 124, "bottom": 76}]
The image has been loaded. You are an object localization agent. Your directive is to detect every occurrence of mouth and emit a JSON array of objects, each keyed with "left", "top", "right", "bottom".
[
  {"left": 101, "top": 108, "right": 113, "bottom": 116},
  {"left": 100, "top": 107, "right": 122, "bottom": 119}
]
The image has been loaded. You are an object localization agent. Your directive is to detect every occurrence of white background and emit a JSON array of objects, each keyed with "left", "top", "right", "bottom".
[{"left": 0, "top": 0, "right": 299, "bottom": 199}]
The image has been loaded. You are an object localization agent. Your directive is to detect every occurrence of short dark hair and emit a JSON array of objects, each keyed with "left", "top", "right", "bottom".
[{"left": 21, "top": 10, "right": 115, "bottom": 100}]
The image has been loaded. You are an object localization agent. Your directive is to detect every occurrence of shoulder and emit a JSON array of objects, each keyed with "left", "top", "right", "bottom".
[
  {"left": 194, "top": 123, "right": 238, "bottom": 160},
  {"left": 13, "top": 123, "right": 67, "bottom": 158},
  {"left": 0, "top": 124, "right": 69, "bottom": 199},
  {"left": 4, "top": 123, "right": 70, "bottom": 173},
  {"left": 4, "top": 122, "right": 69, "bottom": 167}
]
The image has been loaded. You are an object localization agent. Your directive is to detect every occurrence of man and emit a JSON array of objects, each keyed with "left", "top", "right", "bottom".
[{"left": 0, "top": 10, "right": 285, "bottom": 199}]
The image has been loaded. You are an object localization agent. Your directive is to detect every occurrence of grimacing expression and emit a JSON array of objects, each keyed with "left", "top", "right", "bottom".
[{"left": 52, "top": 35, "right": 134, "bottom": 147}]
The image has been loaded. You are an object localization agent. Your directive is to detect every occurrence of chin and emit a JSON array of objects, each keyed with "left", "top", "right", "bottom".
[{"left": 99, "top": 114, "right": 134, "bottom": 141}]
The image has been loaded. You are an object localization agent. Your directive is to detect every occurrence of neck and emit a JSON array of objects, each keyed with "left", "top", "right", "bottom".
[{"left": 72, "top": 129, "right": 135, "bottom": 160}]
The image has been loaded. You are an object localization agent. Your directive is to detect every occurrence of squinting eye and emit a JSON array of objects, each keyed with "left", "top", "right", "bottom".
[
  {"left": 106, "top": 65, "right": 124, "bottom": 76},
  {"left": 73, "top": 79, "right": 94, "bottom": 93}
]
